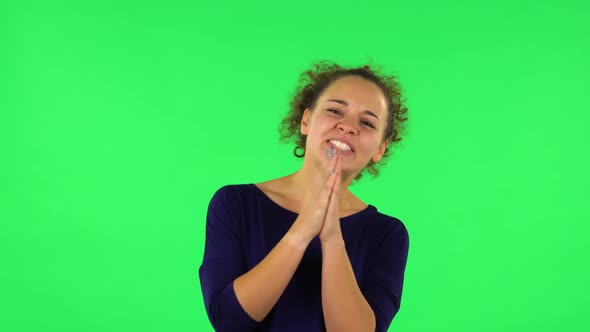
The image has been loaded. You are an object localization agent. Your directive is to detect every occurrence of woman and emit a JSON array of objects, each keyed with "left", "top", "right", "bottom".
[{"left": 199, "top": 60, "right": 410, "bottom": 332}]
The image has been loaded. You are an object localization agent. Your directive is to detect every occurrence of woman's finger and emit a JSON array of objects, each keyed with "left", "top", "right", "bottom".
[
  {"left": 328, "top": 147, "right": 340, "bottom": 174},
  {"left": 319, "top": 147, "right": 340, "bottom": 206},
  {"left": 325, "top": 151, "right": 341, "bottom": 219},
  {"left": 328, "top": 153, "right": 341, "bottom": 210},
  {"left": 329, "top": 150, "right": 341, "bottom": 193}
]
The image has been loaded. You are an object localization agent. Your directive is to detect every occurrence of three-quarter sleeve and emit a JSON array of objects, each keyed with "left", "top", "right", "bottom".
[
  {"left": 360, "top": 222, "right": 410, "bottom": 332},
  {"left": 198, "top": 187, "right": 259, "bottom": 331}
]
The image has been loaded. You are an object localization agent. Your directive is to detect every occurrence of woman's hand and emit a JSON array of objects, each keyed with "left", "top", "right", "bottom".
[
  {"left": 288, "top": 149, "right": 342, "bottom": 245},
  {"left": 319, "top": 150, "right": 343, "bottom": 243}
]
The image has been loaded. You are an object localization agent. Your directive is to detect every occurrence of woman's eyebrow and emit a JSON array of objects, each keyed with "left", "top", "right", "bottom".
[{"left": 326, "top": 99, "right": 380, "bottom": 121}]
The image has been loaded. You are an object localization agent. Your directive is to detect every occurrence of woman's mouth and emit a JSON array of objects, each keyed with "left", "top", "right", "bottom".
[{"left": 326, "top": 140, "right": 354, "bottom": 155}]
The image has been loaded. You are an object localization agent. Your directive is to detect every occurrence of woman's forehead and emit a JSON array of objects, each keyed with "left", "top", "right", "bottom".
[{"left": 319, "top": 77, "right": 387, "bottom": 115}]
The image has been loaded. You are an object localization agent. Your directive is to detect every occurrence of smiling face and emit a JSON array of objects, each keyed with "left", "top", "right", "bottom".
[{"left": 300, "top": 75, "right": 389, "bottom": 177}]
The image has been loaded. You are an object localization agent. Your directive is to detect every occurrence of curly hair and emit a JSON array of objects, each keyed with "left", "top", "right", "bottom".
[{"left": 278, "top": 60, "right": 409, "bottom": 183}]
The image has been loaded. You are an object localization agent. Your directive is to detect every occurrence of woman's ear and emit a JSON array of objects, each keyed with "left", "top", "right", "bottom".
[
  {"left": 300, "top": 108, "right": 311, "bottom": 135},
  {"left": 371, "top": 139, "right": 389, "bottom": 163}
]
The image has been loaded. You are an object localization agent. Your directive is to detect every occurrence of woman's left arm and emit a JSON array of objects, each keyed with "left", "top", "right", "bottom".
[
  {"left": 321, "top": 237, "right": 376, "bottom": 332},
  {"left": 319, "top": 154, "right": 408, "bottom": 332},
  {"left": 321, "top": 223, "right": 410, "bottom": 332},
  {"left": 319, "top": 157, "right": 375, "bottom": 331}
]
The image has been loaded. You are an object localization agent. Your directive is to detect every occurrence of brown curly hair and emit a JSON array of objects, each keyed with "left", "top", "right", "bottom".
[{"left": 278, "top": 60, "right": 409, "bottom": 183}]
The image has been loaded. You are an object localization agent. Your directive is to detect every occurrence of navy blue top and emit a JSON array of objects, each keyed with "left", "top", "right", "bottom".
[{"left": 199, "top": 184, "right": 409, "bottom": 332}]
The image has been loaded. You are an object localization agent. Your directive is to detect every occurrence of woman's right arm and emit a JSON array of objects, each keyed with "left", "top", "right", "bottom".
[
  {"left": 199, "top": 188, "right": 318, "bottom": 331},
  {"left": 200, "top": 190, "right": 317, "bottom": 330},
  {"left": 200, "top": 157, "right": 338, "bottom": 330},
  {"left": 233, "top": 225, "right": 311, "bottom": 322}
]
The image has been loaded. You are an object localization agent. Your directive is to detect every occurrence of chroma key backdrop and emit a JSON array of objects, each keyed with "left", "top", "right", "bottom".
[{"left": 1, "top": 0, "right": 589, "bottom": 331}]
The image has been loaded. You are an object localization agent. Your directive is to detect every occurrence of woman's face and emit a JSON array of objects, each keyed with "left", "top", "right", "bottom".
[{"left": 300, "top": 75, "right": 389, "bottom": 175}]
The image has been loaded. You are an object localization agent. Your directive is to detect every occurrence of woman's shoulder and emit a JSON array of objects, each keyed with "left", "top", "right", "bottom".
[
  {"left": 209, "top": 180, "right": 284, "bottom": 206},
  {"left": 211, "top": 183, "right": 251, "bottom": 197},
  {"left": 211, "top": 176, "right": 286, "bottom": 194},
  {"left": 206, "top": 183, "right": 264, "bottom": 222},
  {"left": 208, "top": 183, "right": 261, "bottom": 211},
  {"left": 369, "top": 208, "right": 409, "bottom": 242}
]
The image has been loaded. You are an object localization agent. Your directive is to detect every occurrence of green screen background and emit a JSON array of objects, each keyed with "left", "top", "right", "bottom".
[{"left": 2, "top": 0, "right": 589, "bottom": 331}]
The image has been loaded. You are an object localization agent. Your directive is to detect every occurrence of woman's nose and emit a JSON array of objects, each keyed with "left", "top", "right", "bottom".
[{"left": 337, "top": 120, "right": 357, "bottom": 134}]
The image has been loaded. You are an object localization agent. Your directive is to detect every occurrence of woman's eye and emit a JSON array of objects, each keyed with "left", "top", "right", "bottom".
[{"left": 328, "top": 109, "right": 375, "bottom": 129}]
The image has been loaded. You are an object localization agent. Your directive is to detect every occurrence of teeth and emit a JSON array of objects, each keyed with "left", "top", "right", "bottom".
[{"left": 329, "top": 140, "right": 351, "bottom": 151}]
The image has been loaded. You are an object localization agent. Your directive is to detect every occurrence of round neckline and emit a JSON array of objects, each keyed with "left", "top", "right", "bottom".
[{"left": 248, "top": 183, "right": 375, "bottom": 220}]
